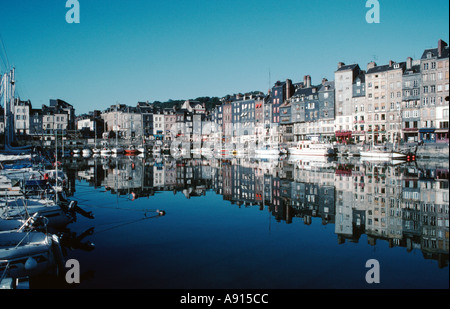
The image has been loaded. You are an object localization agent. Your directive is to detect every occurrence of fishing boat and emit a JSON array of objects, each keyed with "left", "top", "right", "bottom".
[{"left": 288, "top": 140, "right": 335, "bottom": 156}]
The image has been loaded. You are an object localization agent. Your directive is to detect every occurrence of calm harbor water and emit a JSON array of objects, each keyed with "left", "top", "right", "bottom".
[{"left": 32, "top": 154, "right": 449, "bottom": 289}]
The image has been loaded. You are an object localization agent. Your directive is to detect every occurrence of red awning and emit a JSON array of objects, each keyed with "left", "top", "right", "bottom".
[{"left": 335, "top": 131, "right": 352, "bottom": 137}]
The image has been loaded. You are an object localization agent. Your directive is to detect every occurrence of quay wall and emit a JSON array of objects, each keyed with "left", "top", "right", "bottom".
[{"left": 4, "top": 139, "right": 449, "bottom": 159}]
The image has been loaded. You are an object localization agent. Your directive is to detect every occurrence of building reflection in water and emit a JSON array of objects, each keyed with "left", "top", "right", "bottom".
[{"left": 64, "top": 154, "right": 449, "bottom": 268}]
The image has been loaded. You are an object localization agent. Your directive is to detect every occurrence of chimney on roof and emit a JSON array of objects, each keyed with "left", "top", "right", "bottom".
[
  {"left": 389, "top": 60, "right": 393, "bottom": 67},
  {"left": 286, "top": 79, "right": 292, "bottom": 100},
  {"left": 303, "top": 75, "right": 308, "bottom": 87},
  {"left": 367, "top": 61, "right": 377, "bottom": 71},
  {"left": 306, "top": 75, "right": 311, "bottom": 88},
  {"left": 406, "top": 57, "right": 412, "bottom": 70},
  {"left": 322, "top": 78, "right": 328, "bottom": 85},
  {"left": 438, "top": 39, "right": 448, "bottom": 57},
  {"left": 338, "top": 62, "right": 345, "bottom": 69}
]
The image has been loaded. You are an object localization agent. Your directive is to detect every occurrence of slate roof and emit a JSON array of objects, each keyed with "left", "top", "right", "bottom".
[
  {"left": 421, "top": 46, "right": 449, "bottom": 60},
  {"left": 366, "top": 62, "right": 406, "bottom": 74},
  {"left": 336, "top": 64, "right": 359, "bottom": 72}
]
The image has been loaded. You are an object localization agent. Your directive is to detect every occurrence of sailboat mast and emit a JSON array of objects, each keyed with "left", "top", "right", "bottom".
[{"left": 55, "top": 129, "right": 59, "bottom": 203}]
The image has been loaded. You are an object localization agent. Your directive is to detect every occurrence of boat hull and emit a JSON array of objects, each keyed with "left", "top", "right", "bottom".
[
  {"left": 0, "top": 232, "right": 59, "bottom": 279},
  {"left": 288, "top": 149, "right": 333, "bottom": 156},
  {"left": 360, "top": 151, "right": 406, "bottom": 159},
  {"left": 288, "top": 141, "right": 335, "bottom": 157}
]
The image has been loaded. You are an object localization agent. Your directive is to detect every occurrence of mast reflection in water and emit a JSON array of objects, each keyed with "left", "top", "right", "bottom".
[{"left": 54, "top": 154, "right": 448, "bottom": 289}]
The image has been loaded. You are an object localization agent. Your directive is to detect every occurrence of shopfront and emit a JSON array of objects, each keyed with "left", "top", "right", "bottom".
[{"left": 419, "top": 128, "right": 436, "bottom": 143}]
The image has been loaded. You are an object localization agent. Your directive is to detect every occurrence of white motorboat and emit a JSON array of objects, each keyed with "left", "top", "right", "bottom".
[
  {"left": 360, "top": 143, "right": 407, "bottom": 160},
  {"left": 288, "top": 141, "right": 335, "bottom": 156}
]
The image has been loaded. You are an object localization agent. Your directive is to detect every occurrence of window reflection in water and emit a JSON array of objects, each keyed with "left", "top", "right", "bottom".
[{"left": 65, "top": 155, "right": 449, "bottom": 268}]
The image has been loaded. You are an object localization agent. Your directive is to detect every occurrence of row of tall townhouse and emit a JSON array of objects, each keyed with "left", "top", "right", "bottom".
[
  {"left": 336, "top": 40, "right": 448, "bottom": 144},
  {"left": 2, "top": 98, "right": 76, "bottom": 136},
  {"left": 419, "top": 40, "right": 449, "bottom": 143},
  {"left": 210, "top": 39, "right": 449, "bottom": 146},
  {"left": 99, "top": 100, "right": 207, "bottom": 141}
]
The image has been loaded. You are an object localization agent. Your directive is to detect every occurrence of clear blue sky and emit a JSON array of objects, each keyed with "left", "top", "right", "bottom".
[{"left": 1, "top": 0, "right": 449, "bottom": 114}]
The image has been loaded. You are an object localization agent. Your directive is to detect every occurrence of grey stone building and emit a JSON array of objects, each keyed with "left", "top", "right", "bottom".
[
  {"left": 352, "top": 70, "right": 366, "bottom": 143},
  {"left": 335, "top": 63, "right": 363, "bottom": 143},
  {"left": 402, "top": 57, "right": 422, "bottom": 142},
  {"left": 419, "top": 39, "right": 449, "bottom": 143}
]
